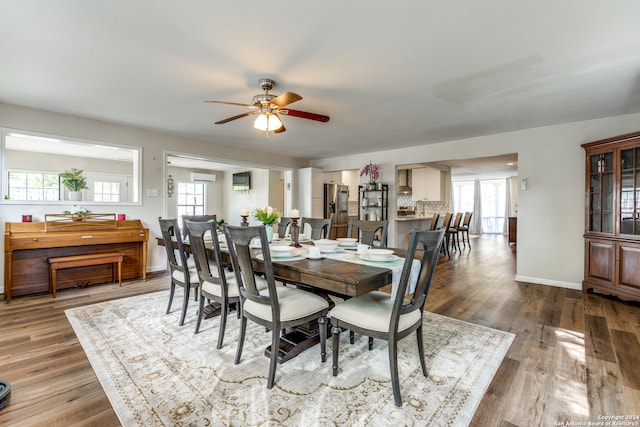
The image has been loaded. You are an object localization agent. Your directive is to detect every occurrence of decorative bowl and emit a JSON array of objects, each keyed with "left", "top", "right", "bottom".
[
  {"left": 336, "top": 237, "right": 358, "bottom": 246},
  {"left": 313, "top": 239, "right": 339, "bottom": 252},
  {"left": 367, "top": 248, "right": 394, "bottom": 260},
  {"left": 270, "top": 245, "right": 294, "bottom": 257}
]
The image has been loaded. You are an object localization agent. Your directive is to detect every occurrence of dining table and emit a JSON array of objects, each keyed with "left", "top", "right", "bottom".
[{"left": 156, "top": 236, "right": 421, "bottom": 362}]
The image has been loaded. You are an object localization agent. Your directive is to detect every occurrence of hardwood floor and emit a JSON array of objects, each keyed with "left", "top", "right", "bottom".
[{"left": 1, "top": 234, "right": 639, "bottom": 426}]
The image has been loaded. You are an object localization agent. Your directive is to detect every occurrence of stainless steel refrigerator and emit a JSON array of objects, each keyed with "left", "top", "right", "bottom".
[{"left": 324, "top": 184, "right": 349, "bottom": 225}]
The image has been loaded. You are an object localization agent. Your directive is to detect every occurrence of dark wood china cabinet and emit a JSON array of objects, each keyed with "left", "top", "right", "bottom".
[{"left": 582, "top": 131, "right": 640, "bottom": 301}]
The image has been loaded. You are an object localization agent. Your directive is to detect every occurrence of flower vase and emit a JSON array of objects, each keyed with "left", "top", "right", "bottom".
[
  {"left": 368, "top": 183, "right": 377, "bottom": 190},
  {"left": 68, "top": 191, "right": 82, "bottom": 201},
  {"left": 264, "top": 224, "right": 274, "bottom": 243}
]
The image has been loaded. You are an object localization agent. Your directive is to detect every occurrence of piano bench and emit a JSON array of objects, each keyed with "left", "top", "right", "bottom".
[{"left": 48, "top": 252, "right": 124, "bottom": 298}]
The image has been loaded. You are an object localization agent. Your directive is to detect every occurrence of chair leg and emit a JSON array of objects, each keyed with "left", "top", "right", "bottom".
[
  {"left": 466, "top": 230, "right": 471, "bottom": 249},
  {"left": 416, "top": 324, "right": 428, "bottom": 377},
  {"left": 332, "top": 324, "right": 341, "bottom": 376},
  {"left": 179, "top": 286, "right": 189, "bottom": 326},
  {"left": 368, "top": 336, "right": 374, "bottom": 350},
  {"left": 235, "top": 316, "right": 247, "bottom": 365},
  {"left": 166, "top": 282, "right": 175, "bottom": 314},
  {"left": 389, "top": 339, "right": 402, "bottom": 407},
  {"left": 194, "top": 292, "right": 204, "bottom": 334},
  {"left": 349, "top": 330, "right": 355, "bottom": 344},
  {"left": 267, "top": 322, "right": 281, "bottom": 389},
  {"left": 318, "top": 316, "right": 327, "bottom": 362},
  {"left": 217, "top": 301, "right": 228, "bottom": 349}
]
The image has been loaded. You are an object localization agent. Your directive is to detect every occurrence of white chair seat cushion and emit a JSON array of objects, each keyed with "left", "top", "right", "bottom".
[
  {"left": 201, "top": 273, "right": 267, "bottom": 298},
  {"left": 172, "top": 268, "right": 199, "bottom": 285},
  {"left": 329, "top": 291, "right": 421, "bottom": 333},
  {"left": 187, "top": 256, "right": 218, "bottom": 272},
  {"left": 243, "top": 286, "right": 328, "bottom": 322},
  {"left": 186, "top": 256, "right": 197, "bottom": 269}
]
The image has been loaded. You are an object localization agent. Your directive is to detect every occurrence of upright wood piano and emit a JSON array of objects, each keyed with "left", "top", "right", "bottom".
[{"left": 4, "top": 215, "right": 149, "bottom": 301}]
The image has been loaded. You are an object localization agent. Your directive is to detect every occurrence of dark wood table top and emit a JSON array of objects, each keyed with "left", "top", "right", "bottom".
[{"left": 157, "top": 237, "right": 393, "bottom": 298}]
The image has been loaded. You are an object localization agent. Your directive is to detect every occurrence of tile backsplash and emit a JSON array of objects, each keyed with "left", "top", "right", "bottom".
[
  {"left": 397, "top": 194, "right": 414, "bottom": 207},
  {"left": 396, "top": 195, "right": 450, "bottom": 215}
]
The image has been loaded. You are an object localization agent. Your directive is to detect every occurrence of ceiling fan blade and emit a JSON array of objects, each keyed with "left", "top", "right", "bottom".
[
  {"left": 269, "top": 91, "right": 302, "bottom": 108},
  {"left": 205, "top": 100, "right": 255, "bottom": 108},
  {"left": 214, "top": 111, "right": 257, "bottom": 124},
  {"left": 278, "top": 108, "right": 330, "bottom": 123},
  {"left": 273, "top": 119, "right": 286, "bottom": 133}
]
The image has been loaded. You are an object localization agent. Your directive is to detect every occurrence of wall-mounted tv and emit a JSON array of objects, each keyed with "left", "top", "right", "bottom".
[{"left": 232, "top": 171, "right": 251, "bottom": 191}]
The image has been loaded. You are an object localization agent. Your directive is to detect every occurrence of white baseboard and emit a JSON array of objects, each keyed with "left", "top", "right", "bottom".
[
  {"left": 515, "top": 275, "right": 581, "bottom": 291},
  {"left": 147, "top": 265, "right": 167, "bottom": 274}
]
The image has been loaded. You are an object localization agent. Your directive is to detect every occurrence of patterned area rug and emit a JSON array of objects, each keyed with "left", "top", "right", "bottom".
[{"left": 65, "top": 291, "right": 514, "bottom": 426}]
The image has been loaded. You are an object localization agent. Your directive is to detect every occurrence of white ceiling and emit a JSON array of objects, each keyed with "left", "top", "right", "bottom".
[{"left": 1, "top": 1, "right": 639, "bottom": 163}]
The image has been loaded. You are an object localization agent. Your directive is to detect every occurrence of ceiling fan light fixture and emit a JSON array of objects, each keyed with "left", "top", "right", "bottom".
[{"left": 253, "top": 112, "right": 283, "bottom": 132}]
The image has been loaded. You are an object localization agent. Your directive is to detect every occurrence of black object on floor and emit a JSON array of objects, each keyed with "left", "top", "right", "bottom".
[{"left": 0, "top": 381, "right": 11, "bottom": 410}]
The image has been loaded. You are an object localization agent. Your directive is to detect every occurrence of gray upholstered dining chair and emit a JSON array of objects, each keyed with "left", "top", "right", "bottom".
[
  {"left": 300, "top": 217, "right": 333, "bottom": 240},
  {"left": 158, "top": 218, "right": 200, "bottom": 326},
  {"left": 347, "top": 219, "right": 389, "bottom": 247},
  {"left": 224, "top": 224, "right": 329, "bottom": 389},
  {"left": 330, "top": 228, "right": 445, "bottom": 407},
  {"left": 185, "top": 219, "right": 242, "bottom": 347},
  {"left": 181, "top": 214, "right": 217, "bottom": 239},
  {"left": 277, "top": 217, "right": 293, "bottom": 238}
]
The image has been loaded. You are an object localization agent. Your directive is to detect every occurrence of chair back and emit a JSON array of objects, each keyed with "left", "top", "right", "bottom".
[
  {"left": 347, "top": 219, "right": 389, "bottom": 247},
  {"left": 224, "top": 225, "right": 279, "bottom": 313},
  {"left": 277, "top": 217, "right": 293, "bottom": 237},
  {"left": 300, "top": 217, "right": 333, "bottom": 240},
  {"left": 181, "top": 214, "right": 217, "bottom": 238},
  {"left": 440, "top": 213, "right": 452, "bottom": 230},
  {"left": 429, "top": 213, "right": 440, "bottom": 230},
  {"left": 158, "top": 218, "right": 189, "bottom": 282},
  {"left": 184, "top": 219, "right": 227, "bottom": 288},
  {"left": 462, "top": 212, "right": 472, "bottom": 227},
  {"left": 392, "top": 228, "right": 446, "bottom": 327},
  {"left": 451, "top": 212, "right": 463, "bottom": 229}
]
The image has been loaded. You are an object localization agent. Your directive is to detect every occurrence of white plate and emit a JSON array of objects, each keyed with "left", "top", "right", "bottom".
[
  {"left": 256, "top": 254, "right": 302, "bottom": 262},
  {"left": 339, "top": 243, "right": 358, "bottom": 249},
  {"left": 305, "top": 255, "right": 324, "bottom": 260},
  {"left": 283, "top": 237, "right": 312, "bottom": 243},
  {"left": 271, "top": 252, "right": 295, "bottom": 258},
  {"left": 359, "top": 254, "right": 401, "bottom": 262}
]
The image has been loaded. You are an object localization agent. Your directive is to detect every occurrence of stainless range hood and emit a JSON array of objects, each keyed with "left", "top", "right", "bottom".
[{"left": 398, "top": 169, "right": 412, "bottom": 194}]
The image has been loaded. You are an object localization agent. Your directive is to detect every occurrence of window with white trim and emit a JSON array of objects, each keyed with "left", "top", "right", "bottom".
[
  {"left": 7, "top": 170, "right": 60, "bottom": 201},
  {"left": 176, "top": 182, "right": 205, "bottom": 217}
]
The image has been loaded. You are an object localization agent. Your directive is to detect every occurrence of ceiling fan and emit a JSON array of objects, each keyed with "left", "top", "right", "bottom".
[{"left": 205, "top": 78, "right": 330, "bottom": 134}]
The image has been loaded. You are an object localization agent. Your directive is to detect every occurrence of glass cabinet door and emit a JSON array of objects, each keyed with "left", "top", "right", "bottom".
[
  {"left": 620, "top": 147, "right": 640, "bottom": 235},
  {"left": 589, "top": 151, "right": 614, "bottom": 233}
]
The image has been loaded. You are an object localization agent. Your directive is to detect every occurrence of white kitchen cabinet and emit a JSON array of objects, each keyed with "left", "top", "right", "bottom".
[
  {"left": 298, "top": 167, "right": 324, "bottom": 217},
  {"left": 411, "top": 167, "right": 441, "bottom": 201}
]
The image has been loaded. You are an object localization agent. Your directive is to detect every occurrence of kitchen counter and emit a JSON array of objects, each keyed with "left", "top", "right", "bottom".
[
  {"left": 395, "top": 215, "right": 429, "bottom": 221},
  {"left": 394, "top": 216, "right": 434, "bottom": 247}
]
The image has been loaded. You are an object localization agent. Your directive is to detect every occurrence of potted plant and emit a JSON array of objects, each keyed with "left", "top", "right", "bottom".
[
  {"left": 253, "top": 206, "right": 280, "bottom": 242},
  {"left": 360, "top": 161, "right": 380, "bottom": 190},
  {"left": 59, "top": 168, "right": 89, "bottom": 201}
]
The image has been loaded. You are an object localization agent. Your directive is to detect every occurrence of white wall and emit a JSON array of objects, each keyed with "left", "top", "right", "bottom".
[
  {"left": 312, "top": 112, "right": 640, "bottom": 290},
  {"left": 0, "top": 103, "right": 306, "bottom": 283},
  {"left": 166, "top": 166, "right": 224, "bottom": 219},
  {"left": 3, "top": 101, "right": 640, "bottom": 292}
]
